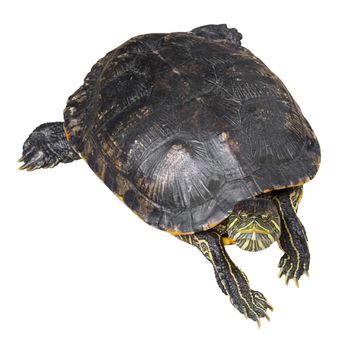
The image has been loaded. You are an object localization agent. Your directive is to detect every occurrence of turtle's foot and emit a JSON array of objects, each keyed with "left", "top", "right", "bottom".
[
  {"left": 229, "top": 287, "right": 273, "bottom": 327},
  {"left": 19, "top": 122, "right": 80, "bottom": 171},
  {"left": 278, "top": 252, "right": 310, "bottom": 286},
  {"left": 216, "top": 265, "right": 273, "bottom": 326},
  {"left": 178, "top": 231, "right": 273, "bottom": 326}
]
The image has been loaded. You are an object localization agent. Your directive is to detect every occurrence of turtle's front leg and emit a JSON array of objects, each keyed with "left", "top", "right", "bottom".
[
  {"left": 19, "top": 122, "right": 80, "bottom": 171},
  {"left": 178, "top": 231, "right": 272, "bottom": 326},
  {"left": 273, "top": 186, "right": 310, "bottom": 286}
]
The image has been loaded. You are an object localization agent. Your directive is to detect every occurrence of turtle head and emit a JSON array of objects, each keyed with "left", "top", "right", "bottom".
[{"left": 226, "top": 198, "right": 281, "bottom": 252}]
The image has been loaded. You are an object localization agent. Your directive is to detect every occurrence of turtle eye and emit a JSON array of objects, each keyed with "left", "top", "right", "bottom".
[
  {"left": 240, "top": 213, "right": 248, "bottom": 219},
  {"left": 261, "top": 214, "right": 270, "bottom": 220}
]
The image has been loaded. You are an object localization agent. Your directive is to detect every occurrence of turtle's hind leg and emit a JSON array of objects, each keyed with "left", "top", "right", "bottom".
[{"left": 19, "top": 122, "right": 80, "bottom": 171}]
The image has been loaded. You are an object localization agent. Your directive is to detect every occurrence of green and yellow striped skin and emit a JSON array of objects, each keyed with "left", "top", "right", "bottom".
[
  {"left": 178, "top": 185, "right": 308, "bottom": 325},
  {"left": 273, "top": 186, "right": 309, "bottom": 286},
  {"left": 226, "top": 198, "right": 281, "bottom": 252},
  {"left": 178, "top": 231, "right": 273, "bottom": 326}
]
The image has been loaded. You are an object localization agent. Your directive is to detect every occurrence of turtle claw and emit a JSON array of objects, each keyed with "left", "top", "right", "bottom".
[
  {"left": 18, "top": 151, "right": 44, "bottom": 171},
  {"left": 230, "top": 289, "right": 272, "bottom": 326},
  {"left": 254, "top": 311, "right": 272, "bottom": 328},
  {"left": 18, "top": 161, "right": 36, "bottom": 171},
  {"left": 278, "top": 253, "right": 309, "bottom": 286},
  {"left": 266, "top": 301, "right": 274, "bottom": 311},
  {"left": 18, "top": 145, "right": 62, "bottom": 171},
  {"left": 18, "top": 163, "right": 29, "bottom": 170},
  {"left": 256, "top": 318, "right": 261, "bottom": 328},
  {"left": 46, "top": 159, "right": 61, "bottom": 168},
  {"left": 286, "top": 276, "right": 299, "bottom": 287},
  {"left": 19, "top": 122, "right": 80, "bottom": 172}
]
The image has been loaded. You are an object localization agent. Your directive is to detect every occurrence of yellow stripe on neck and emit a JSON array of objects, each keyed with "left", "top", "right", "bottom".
[{"left": 237, "top": 228, "right": 270, "bottom": 235}]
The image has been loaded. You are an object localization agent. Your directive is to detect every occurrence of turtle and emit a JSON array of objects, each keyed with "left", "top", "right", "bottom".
[{"left": 19, "top": 24, "right": 321, "bottom": 326}]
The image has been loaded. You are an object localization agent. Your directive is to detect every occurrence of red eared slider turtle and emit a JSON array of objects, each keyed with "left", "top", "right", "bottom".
[{"left": 19, "top": 24, "right": 320, "bottom": 326}]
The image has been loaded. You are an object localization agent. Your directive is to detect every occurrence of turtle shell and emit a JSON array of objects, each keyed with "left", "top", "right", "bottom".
[{"left": 63, "top": 27, "right": 320, "bottom": 234}]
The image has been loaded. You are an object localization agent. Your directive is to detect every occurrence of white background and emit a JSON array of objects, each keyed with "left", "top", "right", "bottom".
[{"left": 1, "top": 0, "right": 349, "bottom": 349}]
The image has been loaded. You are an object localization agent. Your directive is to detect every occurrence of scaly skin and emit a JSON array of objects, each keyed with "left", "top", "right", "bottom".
[
  {"left": 273, "top": 186, "right": 309, "bottom": 286},
  {"left": 178, "top": 231, "right": 273, "bottom": 326},
  {"left": 19, "top": 122, "right": 80, "bottom": 170}
]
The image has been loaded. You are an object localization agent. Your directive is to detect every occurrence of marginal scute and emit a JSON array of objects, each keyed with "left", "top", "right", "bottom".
[
  {"left": 64, "top": 26, "right": 320, "bottom": 234},
  {"left": 123, "top": 190, "right": 139, "bottom": 211}
]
